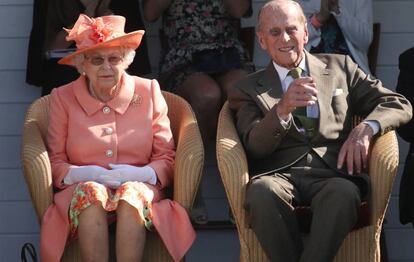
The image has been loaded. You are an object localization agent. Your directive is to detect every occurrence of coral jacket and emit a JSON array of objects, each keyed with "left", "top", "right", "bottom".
[{"left": 41, "top": 73, "right": 195, "bottom": 261}]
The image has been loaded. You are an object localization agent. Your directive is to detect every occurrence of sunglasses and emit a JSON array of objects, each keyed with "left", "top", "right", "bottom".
[{"left": 85, "top": 55, "right": 123, "bottom": 66}]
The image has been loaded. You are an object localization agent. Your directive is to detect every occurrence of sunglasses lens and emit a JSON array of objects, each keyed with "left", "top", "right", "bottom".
[
  {"left": 90, "top": 57, "right": 105, "bottom": 65},
  {"left": 108, "top": 56, "right": 122, "bottom": 65},
  {"left": 87, "top": 56, "right": 123, "bottom": 66}
]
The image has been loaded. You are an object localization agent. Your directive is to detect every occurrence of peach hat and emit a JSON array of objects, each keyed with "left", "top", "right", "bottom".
[{"left": 58, "top": 14, "right": 144, "bottom": 66}]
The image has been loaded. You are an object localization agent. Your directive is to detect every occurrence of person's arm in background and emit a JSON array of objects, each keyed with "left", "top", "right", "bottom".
[
  {"left": 142, "top": 0, "right": 172, "bottom": 22},
  {"left": 306, "top": 0, "right": 372, "bottom": 53},
  {"left": 223, "top": 0, "right": 251, "bottom": 18},
  {"left": 331, "top": 0, "right": 373, "bottom": 52},
  {"left": 47, "top": 0, "right": 113, "bottom": 50},
  {"left": 396, "top": 48, "right": 414, "bottom": 143}
]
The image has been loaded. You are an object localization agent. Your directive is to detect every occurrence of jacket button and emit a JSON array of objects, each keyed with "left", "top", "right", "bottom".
[
  {"left": 105, "top": 127, "right": 113, "bottom": 135},
  {"left": 103, "top": 106, "right": 111, "bottom": 114},
  {"left": 105, "top": 149, "right": 113, "bottom": 157}
]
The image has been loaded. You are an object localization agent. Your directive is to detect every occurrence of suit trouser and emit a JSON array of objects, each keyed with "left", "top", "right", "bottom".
[{"left": 244, "top": 153, "right": 361, "bottom": 262}]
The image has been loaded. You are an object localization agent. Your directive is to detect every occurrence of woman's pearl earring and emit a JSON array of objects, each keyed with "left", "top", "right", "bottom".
[{"left": 82, "top": 72, "right": 86, "bottom": 76}]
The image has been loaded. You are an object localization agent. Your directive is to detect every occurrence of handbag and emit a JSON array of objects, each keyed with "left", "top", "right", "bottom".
[
  {"left": 192, "top": 47, "right": 242, "bottom": 74},
  {"left": 21, "top": 242, "right": 38, "bottom": 262}
]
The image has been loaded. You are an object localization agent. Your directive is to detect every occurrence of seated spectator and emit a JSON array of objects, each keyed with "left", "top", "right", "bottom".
[
  {"left": 40, "top": 14, "right": 194, "bottom": 261},
  {"left": 26, "top": 0, "right": 151, "bottom": 95},
  {"left": 143, "top": 0, "right": 254, "bottom": 224},
  {"left": 297, "top": 0, "right": 373, "bottom": 74},
  {"left": 396, "top": 47, "right": 414, "bottom": 227},
  {"left": 228, "top": 1, "right": 412, "bottom": 261}
]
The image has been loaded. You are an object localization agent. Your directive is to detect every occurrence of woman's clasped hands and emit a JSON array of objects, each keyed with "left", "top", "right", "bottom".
[{"left": 64, "top": 164, "right": 157, "bottom": 188}]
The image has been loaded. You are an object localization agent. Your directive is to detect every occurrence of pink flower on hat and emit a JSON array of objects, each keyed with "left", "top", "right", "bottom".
[
  {"left": 89, "top": 19, "right": 113, "bottom": 44},
  {"left": 64, "top": 15, "right": 115, "bottom": 50}
]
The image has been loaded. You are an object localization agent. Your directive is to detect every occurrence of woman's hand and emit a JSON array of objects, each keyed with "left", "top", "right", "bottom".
[
  {"left": 79, "top": 0, "right": 112, "bottom": 17},
  {"left": 328, "top": 0, "right": 339, "bottom": 14},
  {"left": 223, "top": 0, "right": 251, "bottom": 18},
  {"left": 109, "top": 164, "right": 157, "bottom": 185},
  {"left": 142, "top": 0, "right": 172, "bottom": 22},
  {"left": 96, "top": 0, "right": 113, "bottom": 16},
  {"left": 316, "top": 0, "right": 331, "bottom": 24},
  {"left": 80, "top": 0, "right": 100, "bottom": 17},
  {"left": 64, "top": 165, "right": 121, "bottom": 188}
]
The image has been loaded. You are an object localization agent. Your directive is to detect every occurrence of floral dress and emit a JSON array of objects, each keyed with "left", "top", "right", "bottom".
[
  {"left": 159, "top": 0, "right": 253, "bottom": 91},
  {"left": 69, "top": 181, "right": 154, "bottom": 239}
]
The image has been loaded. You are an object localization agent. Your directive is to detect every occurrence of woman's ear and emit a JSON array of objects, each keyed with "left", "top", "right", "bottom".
[{"left": 76, "top": 64, "right": 85, "bottom": 75}]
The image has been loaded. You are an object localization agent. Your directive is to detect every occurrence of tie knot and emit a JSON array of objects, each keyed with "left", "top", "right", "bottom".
[{"left": 289, "top": 67, "right": 302, "bottom": 79}]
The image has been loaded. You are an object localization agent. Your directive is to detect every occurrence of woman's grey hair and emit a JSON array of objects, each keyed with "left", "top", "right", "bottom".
[
  {"left": 256, "top": 0, "right": 307, "bottom": 32},
  {"left": 73, "top": 46, "right": 136, "bottom": 74}
]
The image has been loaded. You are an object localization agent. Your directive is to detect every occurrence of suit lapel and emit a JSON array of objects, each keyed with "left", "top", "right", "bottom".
[
  {"left": 254, "top": 62, "right": 305, "bottom": 140},
  {"left": 254, "top": 63, "right": 283, "bottom": 110}
]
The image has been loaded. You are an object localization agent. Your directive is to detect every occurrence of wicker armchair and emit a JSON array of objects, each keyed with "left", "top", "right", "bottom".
[
  {"left": 21, "top": 91, "right": 204, "bottom": 261},
  {"left": 216, "top": 102, "right": 398, "bottom": 262}
]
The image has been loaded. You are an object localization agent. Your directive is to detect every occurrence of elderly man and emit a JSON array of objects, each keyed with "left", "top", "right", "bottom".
[{"left": 228, "top": 0, "right": 412, "bottom": 261}]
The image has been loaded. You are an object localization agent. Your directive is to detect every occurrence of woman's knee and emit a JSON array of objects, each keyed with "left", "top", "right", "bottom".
[
  {"left": 217, "top": 69, "right": 249, "bottom": 95},
  {"left": 116, "top": 200, "right": 135, "bottom": 217},
  {"left": 179, "top": 73, "right": 223, "bottom": 109},
  {"left": 79, "top": 202, "right": 107, "bottom": 225}
]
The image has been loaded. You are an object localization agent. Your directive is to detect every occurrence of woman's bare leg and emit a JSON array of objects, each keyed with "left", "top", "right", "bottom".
[
  {"left": 216, "top": 68, "right": 250, "bottom": 99},
  {"left": 78, "top": 203, "right": 109, "bottom": 262},
  {"left": 177, "top": 72, "right": 223, "bottom": 144},
  {"left": 116, "top": 200, "right": 146, "bottom": 262}
]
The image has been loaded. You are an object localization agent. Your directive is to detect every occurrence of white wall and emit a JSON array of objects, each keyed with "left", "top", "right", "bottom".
[
  {"left": 0, "top": 0, "right": 41, "bottom": 261},
  {"left": 0, "top": 0, "right": 413, "bottom": 261}
]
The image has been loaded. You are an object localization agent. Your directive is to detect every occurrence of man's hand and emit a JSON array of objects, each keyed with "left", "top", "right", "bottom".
[
  {"left": 337, "top": 122, "right": 374, "bottom": 175},
  {"left": 277, "top": 77, "right": 318, "bottom": 120}
]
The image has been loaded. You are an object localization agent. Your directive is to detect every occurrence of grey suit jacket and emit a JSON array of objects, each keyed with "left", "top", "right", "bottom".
[{"left": 228, "top": 52, "right": 412, "bottom": 179}]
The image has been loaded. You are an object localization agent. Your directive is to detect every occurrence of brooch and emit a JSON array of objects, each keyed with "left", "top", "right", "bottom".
[{"left": 130, "top": 93, "right": 142, "bottom": 106}]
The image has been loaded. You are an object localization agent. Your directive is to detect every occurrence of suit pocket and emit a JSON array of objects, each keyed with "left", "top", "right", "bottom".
[
  {"left": 331, "top": 93, "right": 348, "bottom": 121},
  {"left": 332, "top": 88, "right": 344, "bottom": 96}
]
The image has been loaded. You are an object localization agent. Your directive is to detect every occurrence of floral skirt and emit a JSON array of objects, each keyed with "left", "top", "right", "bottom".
[{"left": 68, "top": 181, "right": 154, "bottom": 239}]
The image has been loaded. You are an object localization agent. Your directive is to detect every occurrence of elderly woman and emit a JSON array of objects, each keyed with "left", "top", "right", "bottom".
[{"left": 40, "top": 14, "right": 195, "bottom": 262}]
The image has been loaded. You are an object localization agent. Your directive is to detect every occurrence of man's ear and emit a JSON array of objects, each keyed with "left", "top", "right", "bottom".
[
  {"left": 303, "top": 22, "right": 309, "bottom": 44},
  {"left": 256, "top": 31, "right": 267, "bottom": 50}
]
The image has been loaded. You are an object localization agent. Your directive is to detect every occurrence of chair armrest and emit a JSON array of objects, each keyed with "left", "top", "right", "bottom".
[
  {"left": 21, "top": 120, "right": 53, "bottom": 223},
  {"left": 368, "top": 131, "right": 399, "bottom": 225},
  {"left": 217, "top": 103, "right": 250, "bottom": 229},
  {"left": 173, "top": 118, "right": 204, "bottom": 210},
  {"left": 162, "top": 91, "right": 204, "bottom": 211}
]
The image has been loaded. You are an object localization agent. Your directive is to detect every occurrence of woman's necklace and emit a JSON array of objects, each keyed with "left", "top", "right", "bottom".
[
  {"left": 88, "top": 82, "right": 120, "bottom": 102},
  {"left": 88, "top": 82, "right": 98, "bottom": 99}
]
